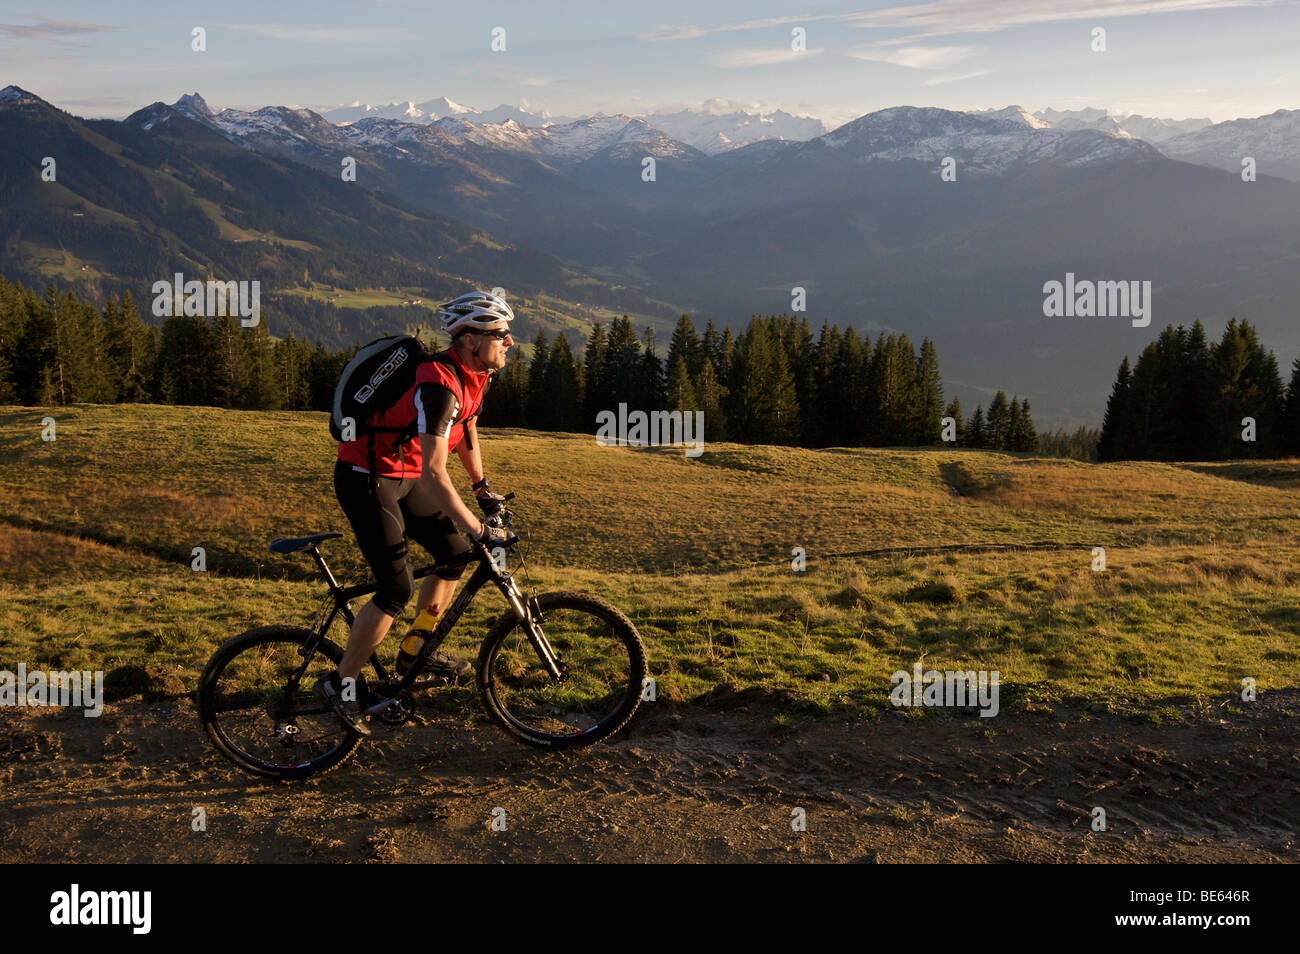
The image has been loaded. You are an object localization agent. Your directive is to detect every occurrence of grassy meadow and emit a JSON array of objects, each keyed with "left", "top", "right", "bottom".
[{"left": 2, "top": 403, "right": 1298, "bottom": 717}]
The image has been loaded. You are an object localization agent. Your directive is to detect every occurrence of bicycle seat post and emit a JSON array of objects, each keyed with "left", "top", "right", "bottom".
[{"left": 308, "top": 546, "right": 343, "bottom": 595}]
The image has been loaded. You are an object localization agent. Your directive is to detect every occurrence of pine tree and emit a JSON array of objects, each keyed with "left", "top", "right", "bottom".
[
  {"left": 693, "top": 356, "right": 728, "bottom": 442},
  {"left": 1180, "top": 320, "right": 1215, "bottom": 459},
  {"left": 210, "top": 314, "right": 250, "bottom": 408},
  {"left": 870, "top": 333, "right": 917, "bottom": 445},
  {"left": 729, "top": 318, "right": 799, "bottom": 444},
  {"left": 667, "top": 355, "right": 696, "bottom": 413},
  {"left": 480, "top": 350, "right": 529, "bottom": 427},
  {"left": 1211, "top": 318, "right": 1284, "bottom": 458},
  {"left": 701, "top": 318, "right": 722, "bottom": 377},
  {"left": 808, "top": 322, "right": 842, "bottom": 447},
  {"left": 1097, "top": 357, "right": 1133, "bottom": 462},
  {"left": 1007, "top": 398, "right": 1026, "bottom": 452},
  {"left": 943, "top": 398, "right": 965, "bottom": 445},
  {"left": 666, "top": 315, "right": 700, "bottom": 381},
  {"left": 718, "top": 327, "right": 735, "bottom": 381},
  {"left": 243, "top": 320, "right": 280, "bottom": 409},
  {"left": 273, "top": 333, "right": 309, "bottom": 410},
  {"left": 637, "top": 326, "right": 665, "bottom": 411},
  {"left": 604, "top": 317, "right": 641, "bottom": 408},
  {"left": 544, "top": 332, "right": 583, "bottom": 432},
  {"left": 838, "top": 328, "right": 871, "bottom": 445},
  {"left": 0, "top": 277, "right": 30, "bottom": 402},
  {"left": 913, "top": 338, "right": 944, "bottom": 445},
  {"left": 1282, "top": 357, "right": 1300, "bottom": 456},
  {"left": 156, "top": 316, "right": 210, "bottom": 406},
  {"left": 1013, "top": 397, "right": 1038, "bottom": 452},
  {"left": 103, "top": 295, "right": 153, "bottom": 403},
  {"left": 968, "top": 405, "right": 987, "bottom": 448},
  {"left": 582, "top": 321, "right": 610, "bottom": 430},
  {"left": 986, "top": 391, "right": 1011, "bottom": 450},
  {"left": 0, "top": 351, "right": 15, "bottom": 404},
  {"left": 526, "top": 330, "right": 552, "bottom": 429}
]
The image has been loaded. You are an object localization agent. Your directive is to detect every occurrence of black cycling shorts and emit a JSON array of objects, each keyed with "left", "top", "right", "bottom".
[{"left": 333, "top": 461, "right": 472, "bottom": 617}]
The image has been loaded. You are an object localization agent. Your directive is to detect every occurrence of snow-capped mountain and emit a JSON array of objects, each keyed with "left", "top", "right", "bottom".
[
  {"left": 0, "top": 84, "right": 47, "bottom": 109},
  {"left": 320, "top": 97, "right": 566, "bottom": 127},
  {"left": 320, "top": 95, "right": 828, "bottom": 152},
  {"left": 1156, "top": 108, "right": 1300, "bottom": 181},
  {"left": 148, "top": 94, "right": 704, "bottom": 169},
  {"left": 970, "top": 105, "right": 1050, "bottom": 130},
  {"left": 1032, "top": 107, "right": 1210, "bottom": 142},
  {"left": 820, "top": 106, "right": 1158, "bottom": 175},
  {"left": 640, "top": 106, "right": 828, "bottom": 155}
]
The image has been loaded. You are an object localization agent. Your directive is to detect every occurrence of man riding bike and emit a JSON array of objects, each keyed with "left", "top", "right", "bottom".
[{"left": 316, "top": 290, "right": 516, "bottom": 735}]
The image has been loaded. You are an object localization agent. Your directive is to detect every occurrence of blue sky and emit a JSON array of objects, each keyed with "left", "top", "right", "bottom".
[{"left": 3, "top": 0, "right": 1298, "bottom": 125}]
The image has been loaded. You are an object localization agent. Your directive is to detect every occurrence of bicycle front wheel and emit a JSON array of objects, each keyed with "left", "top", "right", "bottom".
[
  {"left": 477, "top": 591, "right": 648, "bottom": 748},
  {"left": 197, "top": 625, "right": 361, "bottom": 780}
]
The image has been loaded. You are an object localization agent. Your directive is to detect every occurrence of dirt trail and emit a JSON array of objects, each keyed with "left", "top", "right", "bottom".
[{"left": 2, "top": 690, "right": 1296, "bottom": 863}]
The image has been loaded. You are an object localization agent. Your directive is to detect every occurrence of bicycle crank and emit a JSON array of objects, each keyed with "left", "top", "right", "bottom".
[{"left": 367, "top": 690, "right": 416, "bottom": 726}]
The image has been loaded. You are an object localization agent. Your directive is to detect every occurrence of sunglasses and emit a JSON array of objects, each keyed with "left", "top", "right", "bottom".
[{"left": 476, "top": 329, "right": 512, "bottom": 340}]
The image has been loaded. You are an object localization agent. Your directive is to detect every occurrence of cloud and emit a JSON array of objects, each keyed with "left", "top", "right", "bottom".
[
  {"left": 847, "top": 43, "right": 984, "bottom": 69},
  {"left": 711, "top": 46, "right": 825, "bottom": 68},
  {"left": 642, "top": 0, "right": 1275, "bottom": 43},
  {"left": 923, "top": 69, "right": 991, "bottom": 85},
  {"left": 226, "top": 24, "right": 412, "bottom": 43},
  {"left": 638, "top": 15, "right": 829, "bottom": 42},
  {"left": 844, "top": 0, "right": 1276, "bottom": 38},
  {"left": 0, "top": 16, "right": 118, "bottom": 40}
]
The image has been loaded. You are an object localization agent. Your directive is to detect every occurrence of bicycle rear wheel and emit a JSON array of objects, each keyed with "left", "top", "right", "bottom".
[
  {"left": 477, "top": 591, "right": 647, "bottom": 748},
  {"left": 197, "top": 625, "right": 361, "bottom": 780}
]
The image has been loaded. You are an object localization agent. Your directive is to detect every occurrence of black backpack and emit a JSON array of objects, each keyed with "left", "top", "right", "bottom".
[{"left": 330, "top": 335, "right": 490, "bottom": 454}]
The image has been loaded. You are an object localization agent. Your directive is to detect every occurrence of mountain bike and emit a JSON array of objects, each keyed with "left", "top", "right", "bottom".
[{"left": 197, "top": 495, "right": 648, "bottom": 780}]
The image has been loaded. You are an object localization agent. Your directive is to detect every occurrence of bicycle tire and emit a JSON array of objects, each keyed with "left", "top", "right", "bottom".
[
  {"left": 476, "top": 591, "right": 648, "bottom": 748},
  {"left": 197, "top": 625, "right": 362, "bottom": 780}
]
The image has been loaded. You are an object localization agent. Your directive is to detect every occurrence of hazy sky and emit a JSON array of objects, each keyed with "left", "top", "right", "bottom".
[{"left": 3, "top": 0, "right": 1298, "bottom": 125}]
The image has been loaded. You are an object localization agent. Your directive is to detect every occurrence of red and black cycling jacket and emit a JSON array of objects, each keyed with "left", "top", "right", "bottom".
[{"left": 336, "top": 348, "right": 491, "bottom": 478}]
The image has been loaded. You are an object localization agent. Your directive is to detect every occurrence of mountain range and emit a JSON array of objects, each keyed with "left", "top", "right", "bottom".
[{"left": 6, "top": 83, "right": 1300, "bottom": 425}]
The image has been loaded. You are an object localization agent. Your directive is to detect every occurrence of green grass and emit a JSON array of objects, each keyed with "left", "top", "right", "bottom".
[{"left": 2, "top": 404, "right": 1299, "bottom": 714}]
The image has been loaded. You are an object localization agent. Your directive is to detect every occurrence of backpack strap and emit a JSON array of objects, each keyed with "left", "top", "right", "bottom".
[{"left": 428, "top": 352, "right": 489, "bottom": 452}]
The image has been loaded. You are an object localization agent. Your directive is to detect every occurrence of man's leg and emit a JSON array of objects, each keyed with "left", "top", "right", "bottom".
[
  {"left": 402, "top": 478, "right": 475, "bottom": 677},
  {"left": 334, "top": 464, "right": 418, "bottom": 683},
  {"left": 413, "top": 573, "right": 459, "bottom": 627},
  {"left": 339, "top": 600, "right": 395, "bottom": 682}
]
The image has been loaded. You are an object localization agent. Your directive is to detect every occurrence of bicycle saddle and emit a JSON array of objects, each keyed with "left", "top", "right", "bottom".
[{"left": 269, "top": 532, "right": 343, "bottom": 554}]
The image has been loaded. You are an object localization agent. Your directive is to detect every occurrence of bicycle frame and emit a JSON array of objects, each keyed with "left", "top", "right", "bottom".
[{"left": 297, "top": 538, "right": 563, "bottom": 714}]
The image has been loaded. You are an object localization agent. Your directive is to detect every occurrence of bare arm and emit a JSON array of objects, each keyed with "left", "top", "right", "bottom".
[{"left": 419, "top": 433, "right": 483, "bottom": 536}]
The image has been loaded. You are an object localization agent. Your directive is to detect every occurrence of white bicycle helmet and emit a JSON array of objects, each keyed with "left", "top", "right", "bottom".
[{"left": 436, "top": 290, "right": 515, "bottom": 337}]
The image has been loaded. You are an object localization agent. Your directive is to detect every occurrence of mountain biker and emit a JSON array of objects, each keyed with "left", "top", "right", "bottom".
[{"left": 316, "top": 290, "right": 516, "bottom": 735}]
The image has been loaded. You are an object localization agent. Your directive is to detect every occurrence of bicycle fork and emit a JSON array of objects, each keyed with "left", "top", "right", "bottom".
[{"left": 497, "top": 575, "right": 565, "bottom": 683}]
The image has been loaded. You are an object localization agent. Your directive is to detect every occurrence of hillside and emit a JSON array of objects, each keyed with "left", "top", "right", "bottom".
[
  {"left": 0, "top": 87, "right": 680, "bottom": 347},
  {"left": 2, "top": 403, "right": 1298, "bottom": 708},
  {"left": 2, "top": 403, "right": 1298, "bottom": 863}
]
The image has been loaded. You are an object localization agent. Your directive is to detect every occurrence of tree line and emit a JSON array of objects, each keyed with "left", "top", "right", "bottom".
[
  {"left": 482, "top": 313, "right": 1039, "bottom": 451},
  {"left": 3, "top": 277, "right": 1043, "bottom": 453},
  {"left": 0, "top": 276, "right": 347, "bottom": 410},
  {"left": 1097, "top": 318, "right": 1300, "bottom": 461}
]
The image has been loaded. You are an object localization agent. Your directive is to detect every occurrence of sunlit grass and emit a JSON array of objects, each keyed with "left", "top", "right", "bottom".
[{"left": 2, "top": 404, "right": 1299, "bottom": 715}]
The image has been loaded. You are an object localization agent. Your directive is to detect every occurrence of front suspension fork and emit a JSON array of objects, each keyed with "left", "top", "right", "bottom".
[{"left": 500, "top": 577, "right": 564, "bottom": 682}]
